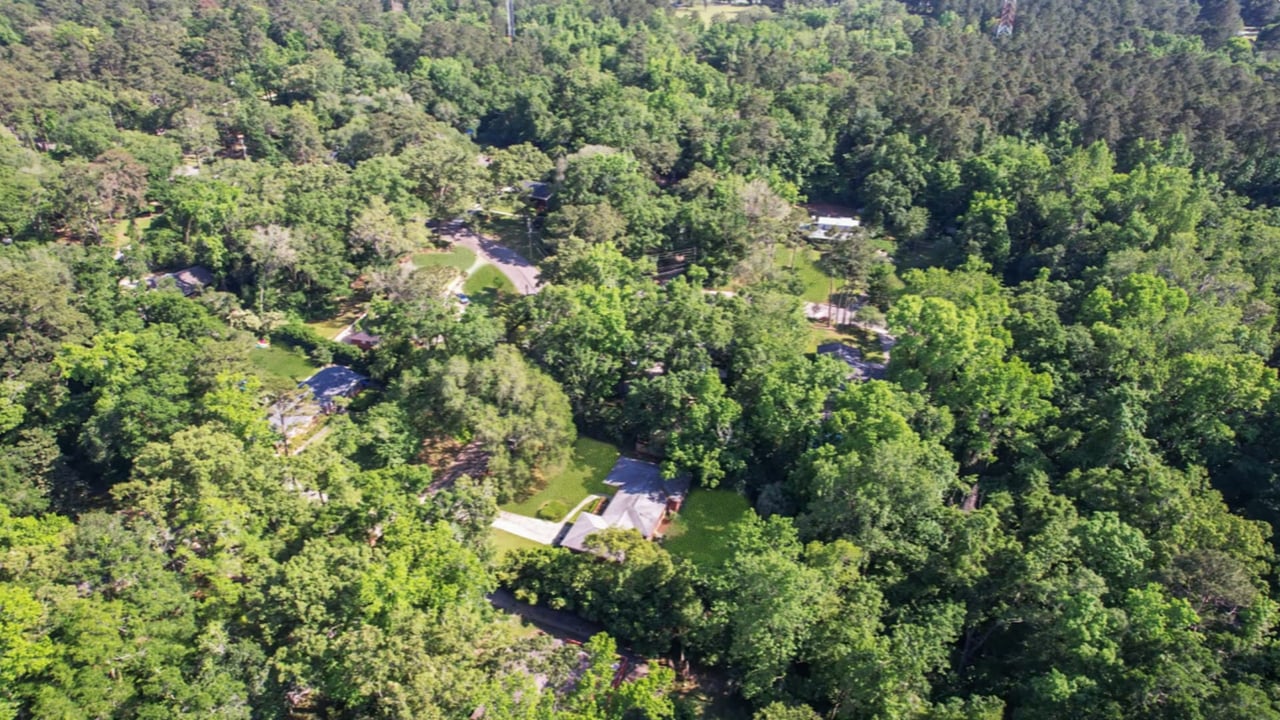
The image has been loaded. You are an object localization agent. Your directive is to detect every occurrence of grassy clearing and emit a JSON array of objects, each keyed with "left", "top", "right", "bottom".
[
  {"left": 305, "top": 316, "right": 353, "bottom": 341},
  {"left": 112, "top": 214, "right": 156, "bottom": 250},
  {"left": 249, "top": 344, "right": 319, "bottom": 382},
  {"left": 771, "top": 247, "right": 836, "bottom": 304},
  {"left": 502, "top": 438, "right": 620, "bottom": 518},
  {"left": 675, "top": 3, "right": 759, "bottom": 24},
  {"left": 491, "top": 529, "right": 547, "bottom": 558},
  {"left": 464, "top": 263, "right": 517, "bottom": 299},
  {"left": 664, "top": 489, "right": 754, "bottom": 570},
  {"left": 413, "top": 246, "right": 477, "bottom": 271},
  {"left": 305, "top": 306, "right": 363, "bottom": 340}
]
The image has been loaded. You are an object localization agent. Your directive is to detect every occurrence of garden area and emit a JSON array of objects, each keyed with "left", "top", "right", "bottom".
[
  {"left": 663, "top": 489, "right": 754, "bottom": 569},
  {"left": 501, "top": 438, "right": 620, "bottom": 520}
]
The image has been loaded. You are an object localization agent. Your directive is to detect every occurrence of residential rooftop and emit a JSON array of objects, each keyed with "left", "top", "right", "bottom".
[{"left": 560, "top": 458, "right": 689, "bottom": 555}]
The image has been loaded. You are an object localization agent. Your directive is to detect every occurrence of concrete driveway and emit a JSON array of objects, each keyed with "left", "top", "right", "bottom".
[{"left": 493, "top": 511, "right": 564, "bottom": 545}]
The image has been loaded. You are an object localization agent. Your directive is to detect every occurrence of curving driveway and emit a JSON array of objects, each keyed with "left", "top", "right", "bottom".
[{"left": 451, "top": 226, "right": 542, "bottom": 295}]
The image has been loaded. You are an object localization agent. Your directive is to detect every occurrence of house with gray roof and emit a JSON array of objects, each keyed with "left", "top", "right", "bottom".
[
  {"left": 267, "top": 365, "right": 370, "bottom": 439},
  {"left": 560, "top": 458, "right": 689, "bottom": 556},
  {"left": 148, "top": 265, "right": 215, "bottom": 296}
]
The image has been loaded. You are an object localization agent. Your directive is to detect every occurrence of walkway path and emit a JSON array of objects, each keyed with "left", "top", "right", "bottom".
[{"left": 451, "top": 226, "right": 542, "bottom": 295}]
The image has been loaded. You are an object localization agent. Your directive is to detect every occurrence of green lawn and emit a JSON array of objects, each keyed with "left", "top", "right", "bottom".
[
  {"left": 775, "top": 247, "right": 837, "bottom": 304},
  {"left": 664, "top": 489, "right": 754, "bottom": 570},
  {"left": 491, "top": 528, "right": 547, "bottom": 558},
  {"left": 501, "top": 438, "right": 620, "bottom": 518},
  {"left": 413, "top": 246, "right": 476, "bottom": 271},
  {"left": 249, "top": 344, "right": 320, "bottom": 382},
  {"left": 464, "top": 263, "right": 517, "bottom": 299}
]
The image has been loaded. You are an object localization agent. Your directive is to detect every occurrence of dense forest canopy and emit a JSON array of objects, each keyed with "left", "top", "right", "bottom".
[{"left": 6, "top": 0, "right": 1280, "bottom": 717}]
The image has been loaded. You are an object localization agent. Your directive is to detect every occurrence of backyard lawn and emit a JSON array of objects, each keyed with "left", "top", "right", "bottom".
[
  {"left": 774, "top": 247, "right": 837, "bottom": 304},
  {"left": 249, "top": 344, "right": 319, "bottom": 382},
  {"left": 491, "top": 528, "right": 546, "bottom": 557},
  {"left": 664, "top": 489, "right": 753, "bottom": 569},
  {"left": 112, "top": 214, "right": 155, "bottom": 249},
  {"left": 501, "top": 438, "right": 620, "bottom": 518},
  {"left": 413, "top": 246, "right": 476, "bottom": 271},
  {"left": 304, "top": 303, "right": 364, "bottom": 340}
]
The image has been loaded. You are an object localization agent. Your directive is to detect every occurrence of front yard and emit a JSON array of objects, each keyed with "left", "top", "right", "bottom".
[
  {"left": 413, "top": 246, "right": 477, "bottom": 271},
  {"left": 501, "top": 438, "right": 621, "bottom": 519},
  {"left": 464, "top": 263, "right": 516, "bottom": 298},
  {"left": 775, "top": 247, "right": 838, "bottom": 304}
]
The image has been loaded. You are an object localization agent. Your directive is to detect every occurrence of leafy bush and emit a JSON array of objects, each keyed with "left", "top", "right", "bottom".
[
  {"left": 536, "top": 499, "right": 570, "bottom": 521},
  {"left": 273, "top": 320, "right": 364, "bottom": 368}
]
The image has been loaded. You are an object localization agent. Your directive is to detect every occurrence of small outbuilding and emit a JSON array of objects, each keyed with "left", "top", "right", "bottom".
[
  {"left": 520, "top": 180, "right": 555, "bottom": 211},
  {"left": 343, "top": 330, "right": 381, "bottom": 351}
]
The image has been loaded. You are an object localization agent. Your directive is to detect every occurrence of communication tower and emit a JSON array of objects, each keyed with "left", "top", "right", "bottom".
[{"left": 996, "top": 0, "right": 1016, "bottom": 37}]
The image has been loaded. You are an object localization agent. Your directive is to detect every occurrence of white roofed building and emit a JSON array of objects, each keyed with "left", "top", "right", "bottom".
[{"left": 808, "top": 215, "right": 861, "bottom": 242}]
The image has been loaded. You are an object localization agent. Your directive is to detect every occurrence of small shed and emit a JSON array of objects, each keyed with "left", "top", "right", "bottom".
[
  {"left": 343, "top": 331, "right": 381, "bottom": 351},
  {"left": 520, "top": 181, "right": 555, "bottom": 211}
]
